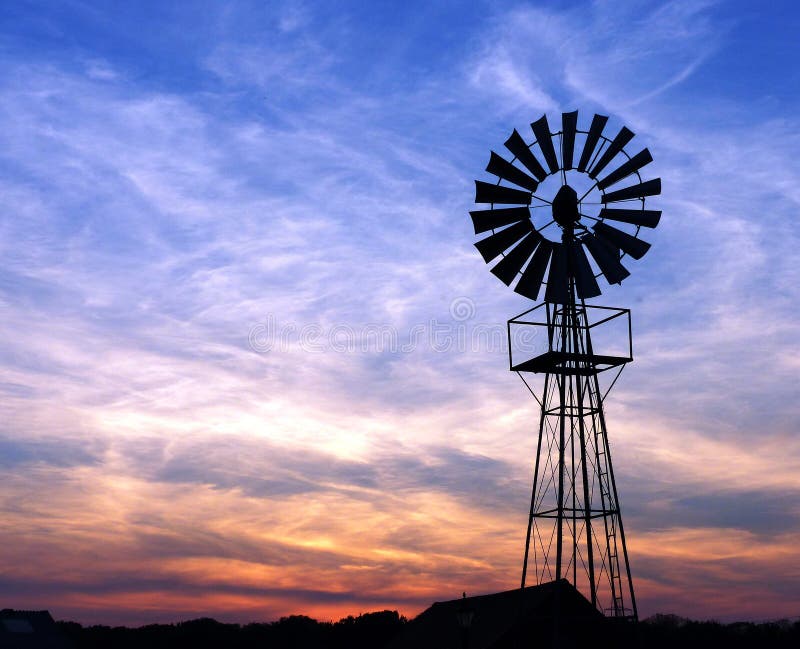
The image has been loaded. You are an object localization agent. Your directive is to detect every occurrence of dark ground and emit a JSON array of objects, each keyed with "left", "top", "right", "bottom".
[{"left": 56, "top": 610, "right": 800, "bottom": 648}]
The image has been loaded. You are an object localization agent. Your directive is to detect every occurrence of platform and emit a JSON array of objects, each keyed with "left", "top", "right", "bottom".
[
  {"left": 507, "top": 303, "right": 632, "bottom": 375},
  {"left": 511, "top": 350, "right": 631, "bottom": 374}
]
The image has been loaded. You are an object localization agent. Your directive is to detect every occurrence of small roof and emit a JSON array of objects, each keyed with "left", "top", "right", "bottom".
[
  {"left": 385, "top": 579, "right": 604, "bottom": 649},
  {"left": 0, "top": 609, "right": 73, "bottom": 649}
]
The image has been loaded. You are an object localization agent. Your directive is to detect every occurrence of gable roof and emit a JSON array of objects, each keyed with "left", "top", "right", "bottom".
[{"left": 385, "top": 579, "right": 604, "bottom": 649}]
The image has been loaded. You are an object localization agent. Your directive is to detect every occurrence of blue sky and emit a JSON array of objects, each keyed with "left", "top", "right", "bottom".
[{"left": 0, "top": 0, "right": 799, "bottom": 625}]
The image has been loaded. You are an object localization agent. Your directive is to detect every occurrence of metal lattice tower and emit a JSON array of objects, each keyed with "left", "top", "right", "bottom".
[{"left": 514, "top": 292, "right": 637, "bottom": 619}]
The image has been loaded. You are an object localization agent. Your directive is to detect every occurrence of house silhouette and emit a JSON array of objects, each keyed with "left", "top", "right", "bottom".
[
  {"left": 385, "top": 579, "right": 635, "bottom": 649},
  {"left": 0, "top": 609, "right": 73, "bottom": 649}
]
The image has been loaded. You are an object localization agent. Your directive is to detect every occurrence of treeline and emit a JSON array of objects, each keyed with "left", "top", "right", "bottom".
[
  {"left": 54, "top": 610, "right": 800, "bottom": 648},
  {"left": 56, "top": 610, "right": 407, "bottom": 649},
  {"left": 559, "top": 615, "right": 800, "bottom": 649},
  {"left": 637, "top": 614, "right": 800, "bottom": 649}
]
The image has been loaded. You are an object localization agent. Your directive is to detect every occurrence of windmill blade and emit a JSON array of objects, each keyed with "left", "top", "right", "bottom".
[
  {"left": 601, "top": 178, "right": 661, "bottom": 203},
  {"left": 596, "top": 148, "right": 653, "bottom": 190},
  {"left": 531, "top": 115, "right": 560, "bottom": 174},
  {"left": 577, "top": 114, "right": 608, "bottom": 172},
  {"left": 490, "top": 231, "right": 543, "bottom": 285},
  {"left": 486, "top": 151, "right": 539, "bottom": 192},
  {"left": 589, "top": 126, "right": 634, "bottom": 179},
  {"left": 594, "top": 221, "right": 651, "bottom": 260},
  {"left": 474, "top": 220, "right": 534, "bottom": 263},
  {"left": 470, "top": 207, "right": 530, "bottom": 234},
  {"left": 561, "top": 111, "right": 578, "bottom": 170},
  {"left": 545, "top": 242, "right": 568, "bottom": 303},
  {"left": 515, "top": 239, "right": 553, "bottom": 300},
  {"left": 504, "top": 129, "right": 548, "bottom": 181},
  {"left": 571, "top": 242, "right": 601, "bottom": 299},
  {"left": 475, "top": 180, "right": 532, "bottom": 205},
  {"left": 581, "top": 233, "right": 630, "bottom": 285},
  {"left": 600, "top": 208, "right": 661, "bottom": 229}
]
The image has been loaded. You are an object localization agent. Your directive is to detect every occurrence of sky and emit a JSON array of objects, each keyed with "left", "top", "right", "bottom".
[{"left": 0, "top": 0, "right": 799, "bottom": 627}]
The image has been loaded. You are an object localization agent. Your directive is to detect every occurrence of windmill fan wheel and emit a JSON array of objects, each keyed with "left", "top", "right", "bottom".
[{"left": 471, "top": 111, "right": 661, "bottom": 304}]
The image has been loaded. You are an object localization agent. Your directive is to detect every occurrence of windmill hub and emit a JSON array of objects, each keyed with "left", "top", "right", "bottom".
[{"left": 552, "top": 184, "right": 580, "bottom": 228}]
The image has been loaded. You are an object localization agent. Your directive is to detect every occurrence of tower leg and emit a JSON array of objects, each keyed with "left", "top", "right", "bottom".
[{"left": 521, "top": 374, "right": 549, "bottom": 589}]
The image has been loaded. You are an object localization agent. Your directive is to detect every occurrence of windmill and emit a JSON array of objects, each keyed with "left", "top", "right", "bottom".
[{"left": 471, "top": 111, "right": 661, "bottom": 620}]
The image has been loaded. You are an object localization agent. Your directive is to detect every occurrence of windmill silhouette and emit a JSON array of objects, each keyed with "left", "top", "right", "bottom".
[{"left": 471, "top": 111, "right": 661, "bottom": 620}]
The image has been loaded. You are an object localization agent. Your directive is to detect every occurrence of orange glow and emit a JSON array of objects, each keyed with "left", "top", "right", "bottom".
[{"left": 2, "top": 414, "right": 799, "bottom": 627}]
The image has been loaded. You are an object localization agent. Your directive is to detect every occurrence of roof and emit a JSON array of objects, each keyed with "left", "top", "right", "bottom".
[
  {"left": 0, "top": 609, "right": 73, "bottom": 649},
  {"left": 385, "top": 579, "right": 607, "bottom": 649}
]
